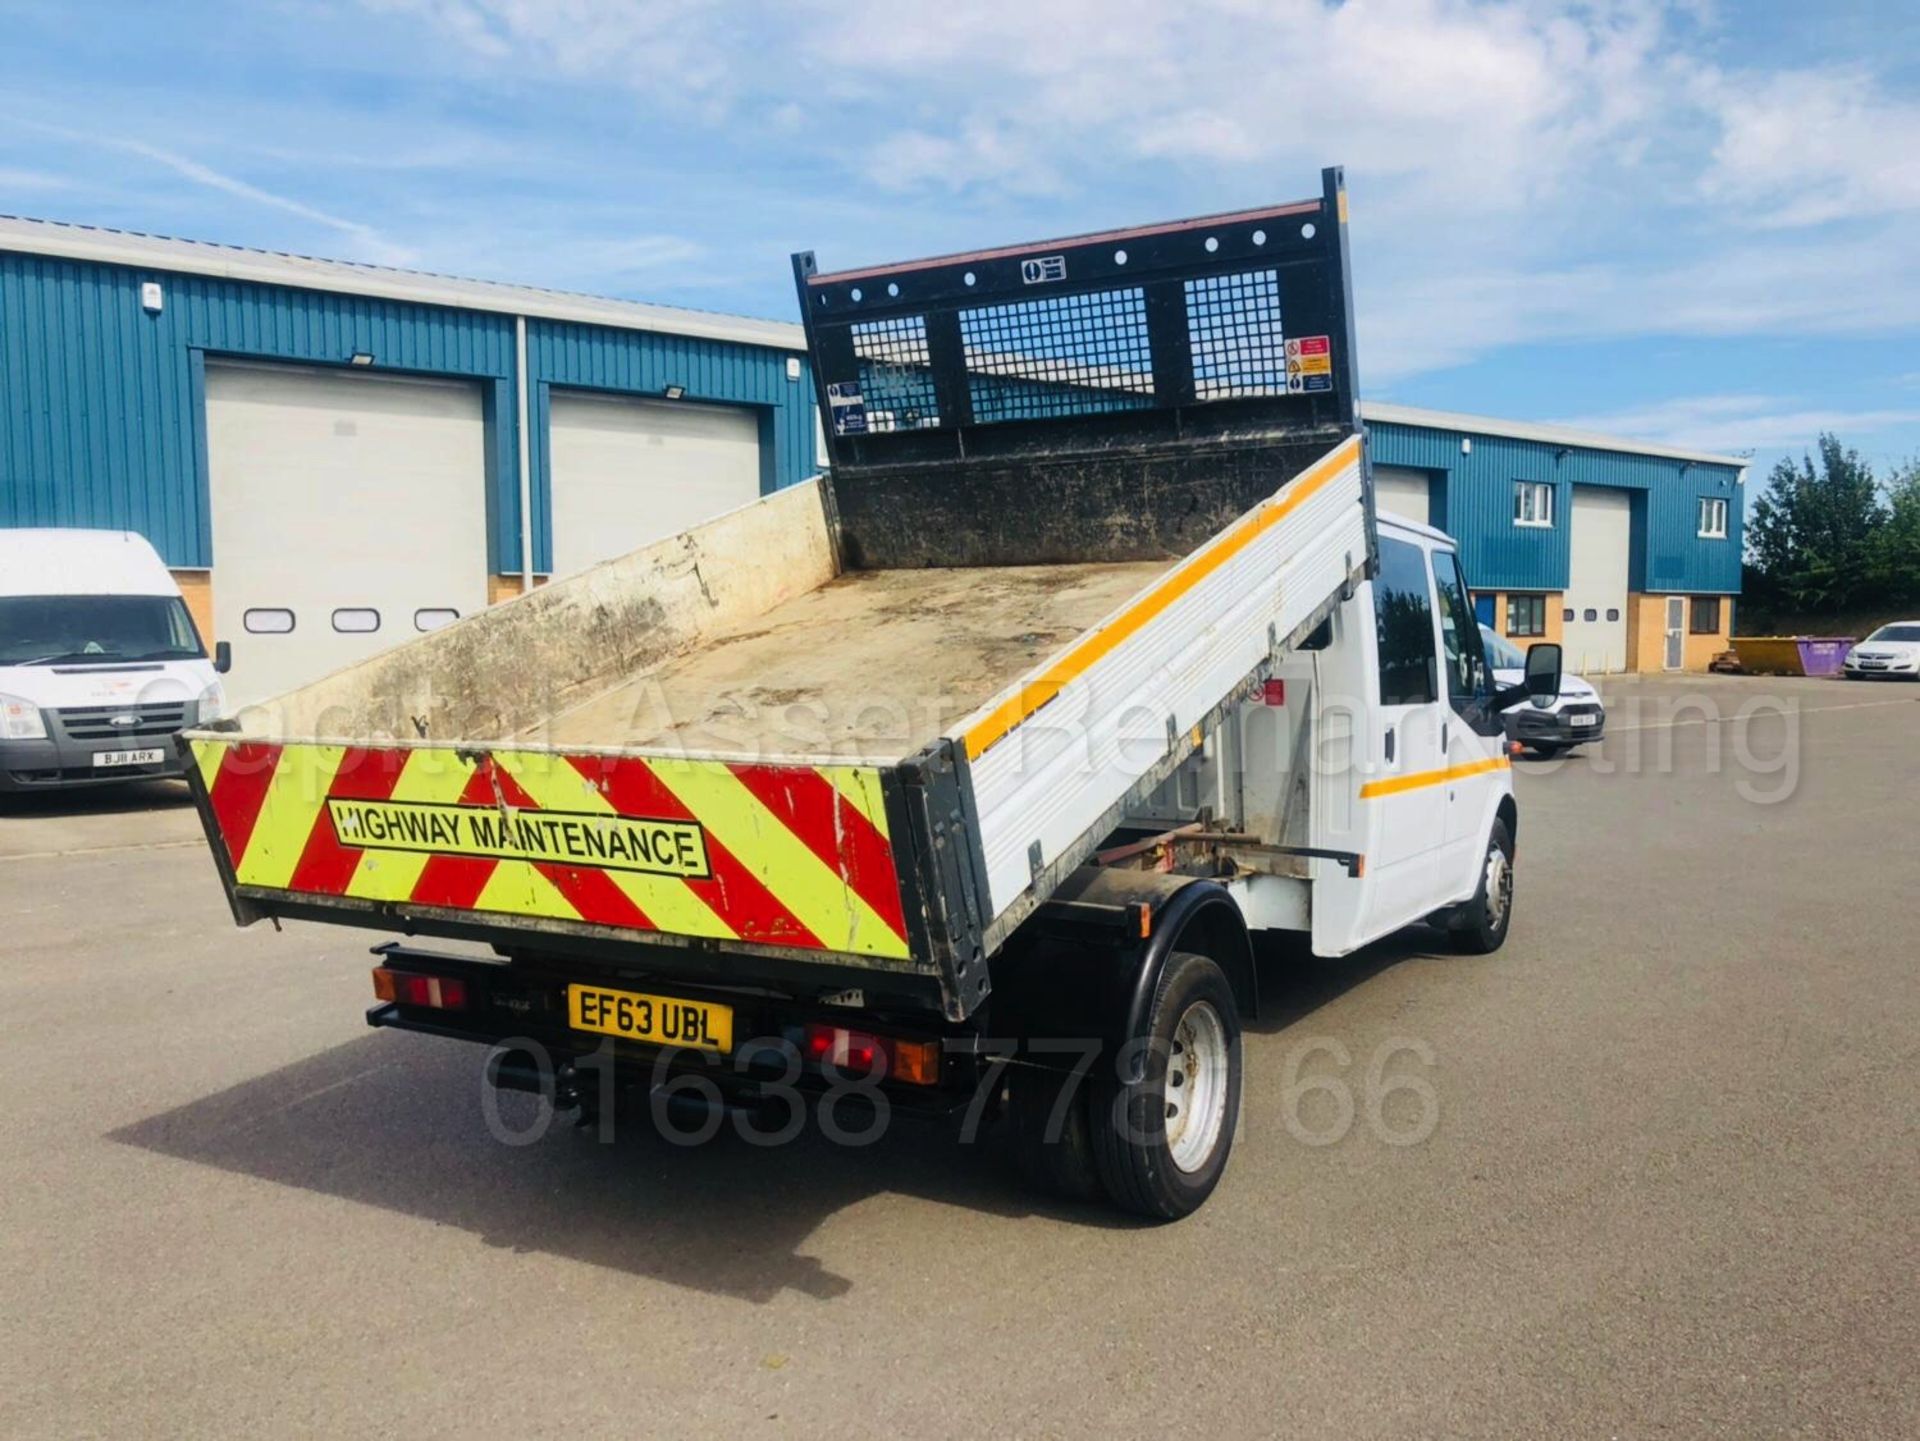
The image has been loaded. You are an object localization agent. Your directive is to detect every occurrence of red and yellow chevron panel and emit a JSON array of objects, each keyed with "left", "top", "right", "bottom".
[{"left": 188, "top": 741, "right": 912, "bottom": 961}]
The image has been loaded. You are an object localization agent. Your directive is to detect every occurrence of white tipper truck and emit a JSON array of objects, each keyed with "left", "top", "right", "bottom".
[{"left": 182, "top": 167, "right": 1562, "bottom": 1219}]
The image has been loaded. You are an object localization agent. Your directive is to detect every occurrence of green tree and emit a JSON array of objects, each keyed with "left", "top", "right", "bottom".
[
  {"left": 1745, "top": 434, "right": 1886, "bottom": 612},
  {"left": 1872, "top": 459, "right": 1920, "bottom": 607}
]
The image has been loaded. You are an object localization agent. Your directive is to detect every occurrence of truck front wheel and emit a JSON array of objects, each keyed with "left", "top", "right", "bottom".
[
  {"left": 1448, "top": 817, "right": 1515, "bottom": 954},
  {"left": 1090, "top": 951, "right": 1242, "bottom": 1221}
]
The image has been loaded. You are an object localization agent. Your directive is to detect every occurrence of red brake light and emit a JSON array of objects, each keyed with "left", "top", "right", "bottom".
[
  {"left": 800, "top": 1024, "right": 939, "bottom": 1085},
  {"left": 371, "top": 967, "right": 467, "bottom": 1010}
]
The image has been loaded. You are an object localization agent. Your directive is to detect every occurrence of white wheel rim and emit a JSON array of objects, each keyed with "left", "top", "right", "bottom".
[
  {"left": 1165, "top": 1000, "right": 1230, "bottom": 1174},
  {"left": 1485, "top": 845, "right": 1513, "bottom": 929}
]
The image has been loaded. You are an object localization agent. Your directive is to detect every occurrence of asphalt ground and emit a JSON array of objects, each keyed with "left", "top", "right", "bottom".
[{"left": 2, "top": 674, "right": 1915, "bottom": 1437}]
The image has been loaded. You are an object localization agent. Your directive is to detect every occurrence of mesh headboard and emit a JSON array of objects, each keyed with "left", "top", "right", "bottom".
[{"left": 794, "top": 166, "right": 1362, "bottom": 473}]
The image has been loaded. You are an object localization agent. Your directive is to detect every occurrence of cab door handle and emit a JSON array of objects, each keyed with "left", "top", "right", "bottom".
[{"left": 1384, "top": 726, "right": 1396, "bottom": 764}]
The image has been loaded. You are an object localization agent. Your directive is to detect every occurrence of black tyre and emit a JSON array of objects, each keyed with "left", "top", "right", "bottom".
[
  {"left": 1089, "top": 951, "right": 1242, "bottom": 1221},
  {"left": 1527, "top": 742, "right": 1566, "bottom": 758},
  {"left": 1449, "top": 816, "right": 1515, "bottom": 954},
  {"left": 1006, "top": 1063, "right": 1105, "bottom": 1204}
]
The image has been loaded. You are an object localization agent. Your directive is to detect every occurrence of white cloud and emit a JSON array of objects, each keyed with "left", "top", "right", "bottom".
[
  {"left": 113, "top": 139, "right": 417, "bottom": 265},
  {"left": 1549, "top": 393, "right": 1920, "bottom": 454},
  {"left": 0, "top": 166, "right": 71, "bottom": 194},
  {"left": 1699, "top": 66, "right": 1920, "bottom": 226},
  {"left": 16, "top": 119, "right": 414, "bottom": 265}
]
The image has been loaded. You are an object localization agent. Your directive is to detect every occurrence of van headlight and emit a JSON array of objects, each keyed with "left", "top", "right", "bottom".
[
  {"left": 1, "top": 694, "right": 48, "bottom": 740},
  {"left": 195, "top": 682, "right": 228, "bottom": 726}
]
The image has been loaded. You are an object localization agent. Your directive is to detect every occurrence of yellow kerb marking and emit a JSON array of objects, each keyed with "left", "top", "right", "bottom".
[
  {"left": 961, "top": 435, "right": 1361, "bottom": 760},
  {"left": 1357, "top": 755, "right": 1510, "bottom": 800}
]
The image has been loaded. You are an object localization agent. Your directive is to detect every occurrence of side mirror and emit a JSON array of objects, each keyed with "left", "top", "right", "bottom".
[
  {"left": 1524, "top": 642, "right": 1562, "bottom": 701},
  {"left": 213, "top": 640, "right": 232, "bottom": 675},
  {"left": 1493, "top": 642, "right": 1562, "bottom": 712}
]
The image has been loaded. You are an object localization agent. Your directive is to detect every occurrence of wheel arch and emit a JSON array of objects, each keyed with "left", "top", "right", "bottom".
[
  {"left": 989, "top": 869, "right": 1255, "bottom": 1083},
  {"left": 1119, "top": 878, "right": 1255, "bottom": 1083},
  {"left": 1496, "top": 792, "right": 1518, "bottom": 847}
]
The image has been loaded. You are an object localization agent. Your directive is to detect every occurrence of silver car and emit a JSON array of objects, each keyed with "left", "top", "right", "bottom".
[
  {"left": 1480, "top": 624, "right": 1605, "bottom": 755},
  {"left": 1842, "top": 622, "right": 1920, "bottom": 679}
]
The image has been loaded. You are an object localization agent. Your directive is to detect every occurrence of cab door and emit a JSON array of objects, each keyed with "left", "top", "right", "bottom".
[
  {"left": 1354, "top": 532, "right": 1453, "bottom": 928},
  {"left": 1432, "top": 545, "right": 1509, "bottom": 888}
]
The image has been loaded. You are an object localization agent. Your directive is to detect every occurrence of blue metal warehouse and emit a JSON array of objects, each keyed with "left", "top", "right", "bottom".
[
  {"left": 1364, "top": 403, "right": 1745, "bottom": 673},
  {"left": 1, "top": 214, "right": 1743, "bottom": 696}
]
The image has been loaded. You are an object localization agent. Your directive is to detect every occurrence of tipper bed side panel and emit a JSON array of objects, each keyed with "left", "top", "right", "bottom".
[
  {"left": 961, "top": 436, "right": 1368, "bottom": 930},
  {"left": 185, "top": 738, "right": 920, "bottom": 965}
]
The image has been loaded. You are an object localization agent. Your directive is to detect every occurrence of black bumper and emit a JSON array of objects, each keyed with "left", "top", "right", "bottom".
[
  {"left": 0, "top": 734, "right": 188, "bottom": 792},
  {"left": 362, "top": 944, "right": 981, "bottom": 1122},
  {"left": 1506, "top": 704, "right": 1605, "bottom": 747}
]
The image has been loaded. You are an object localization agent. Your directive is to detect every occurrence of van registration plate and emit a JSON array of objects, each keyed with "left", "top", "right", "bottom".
[
  {"left": 93, "top": 748, "right": 165, "bottom": 768},
  {"left": 568, "top": 984, "right": 733, "bottom": 1053}
]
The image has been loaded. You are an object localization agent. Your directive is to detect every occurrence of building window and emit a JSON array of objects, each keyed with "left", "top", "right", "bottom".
[
  {"left": 1373, "top": 536, "right": 1439, "bottom": 707},
  {"left": 1506, "top": 593, "right": 1547, "bottom": 637},
  {"left": 1691, "top": 596, "right": 1722, "bottom": 634},
  {"left": 1514, "top": 481, "right": 1554, "bottom": 528},
  {"left": 1698, "top": 497, "right": 1729, "bottom": 538}
]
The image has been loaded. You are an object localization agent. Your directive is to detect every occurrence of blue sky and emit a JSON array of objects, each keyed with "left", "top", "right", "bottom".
[{"left": 3, "top": 0, "right": 1917, "bottom": 492}]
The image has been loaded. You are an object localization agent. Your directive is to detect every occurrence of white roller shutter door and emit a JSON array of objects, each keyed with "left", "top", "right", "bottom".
[
  {"left": 205, "top": 362, "right": 488, "bottom": 708},
  {"left": 1371, "top": 465, "right": 1431, "bottom": 526},
  {"left": 1563, "top": 485, "right": 1631, "bottom": 673},
  {"left": 548, "top": 391, "right": 761, "bottom": 577}
]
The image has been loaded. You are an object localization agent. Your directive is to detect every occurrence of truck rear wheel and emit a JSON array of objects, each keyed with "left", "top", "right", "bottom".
[
  {"left": 1449, "top": 817, "right": 1515, "bottom": 954},
  {"left": 1090, "top": 951, "right": 1242, "bottom": 1221}
]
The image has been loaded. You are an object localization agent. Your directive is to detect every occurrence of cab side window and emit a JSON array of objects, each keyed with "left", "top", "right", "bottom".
[
  {"left": 1374, "top": 536, "right": 1438, "bottom": 706},
  {"left": 1432, "top": 548, "right": 1488, "bottom": 705}
]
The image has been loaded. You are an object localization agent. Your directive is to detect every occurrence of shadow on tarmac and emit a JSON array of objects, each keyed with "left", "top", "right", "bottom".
[
  {"left": 114, "top": 931, "right": 1432, "bottom": 1303},
  {"left": 0, "top": 777, "right": 192, "bottom": 817}
]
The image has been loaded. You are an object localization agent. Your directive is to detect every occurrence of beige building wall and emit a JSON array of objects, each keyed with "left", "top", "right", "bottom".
[
  {"left": 1480, "top": 590, "right": 1567, "bottom": 647},
  {"left": 487, "top": 573, "right": 549, "bottom": 605},
  {"left": 1625, "top": 593, "right": 1733, "bottom": 672},
  {"left": 171, "top": 570, "right": 215, "bottom": 645}
]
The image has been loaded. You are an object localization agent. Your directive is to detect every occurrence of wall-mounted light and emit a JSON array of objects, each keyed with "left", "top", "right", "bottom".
[
  {"left": 663, "top": 384, "right": 685, "bottom": 400},
  {"left": 1554, "top": 446, "right": 1571, "bottom": 461},
  {"left": 1461, "top": 436, "right": 1472, "bottom": 456},
  {"left": 786, "top": 357, "right": 802, "bottom": 381},
  {"left": 348, "top": 352, "right": 375, "bottom": 367},
  {"left": 139, "top": 281, "right": 164, "bottom": 314}
]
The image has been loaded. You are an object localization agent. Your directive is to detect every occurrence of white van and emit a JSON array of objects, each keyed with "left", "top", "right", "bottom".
[{"left": 0, "top": 530, "right": 227, "bottom": 793}]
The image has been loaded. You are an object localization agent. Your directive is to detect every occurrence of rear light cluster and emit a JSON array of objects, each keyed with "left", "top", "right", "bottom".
[
  {"left": 371, "top": 967, "right": 467, "bottom": 1010},
  {"left": 792, "top": 1023, "right": 940, "bottom": 1085}
]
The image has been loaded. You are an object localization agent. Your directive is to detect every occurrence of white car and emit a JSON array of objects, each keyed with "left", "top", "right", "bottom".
[
  {"left": 1480, "top": 624, "right": 1605, "bottom": 754},
  {"left": 1842, "top": 622, "right": 1920, "bottom": 679}
]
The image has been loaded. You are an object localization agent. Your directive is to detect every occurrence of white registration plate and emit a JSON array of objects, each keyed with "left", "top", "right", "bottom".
[
  {"left": 1570, "top": 714, "right": 1597, "bottom": 727},
  {"left": 92, "top": 748, "right": 165, "bottom": 768}
]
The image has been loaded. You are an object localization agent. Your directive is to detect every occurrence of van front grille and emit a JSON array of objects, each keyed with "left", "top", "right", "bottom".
[{"left": 53, "top": 703, "right": 189, "bottom": 741}]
